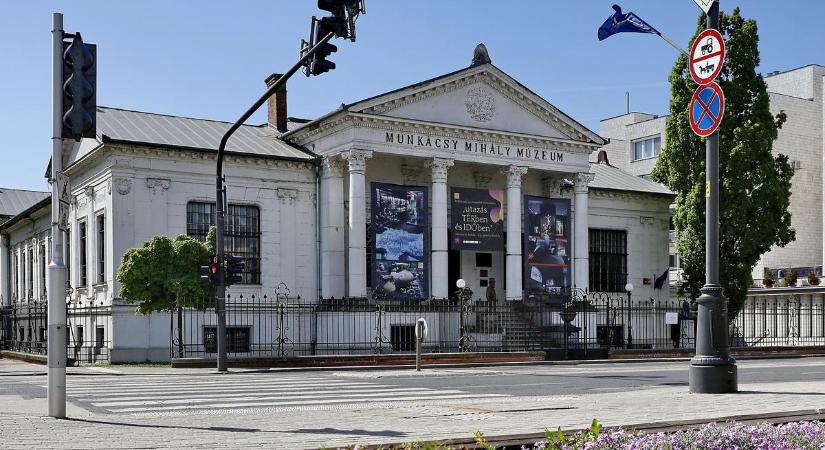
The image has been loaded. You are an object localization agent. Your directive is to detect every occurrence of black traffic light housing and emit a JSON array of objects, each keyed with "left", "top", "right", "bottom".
[
  {"left": 224, "top": 255, "right": 245, "bottom": 286},
  {"left": 200, "top": 256, "right": 220, "bottom": 286},
  {"left": 61, "top": 32, "right": 96, "bottom": 141},
  {"left": 303, "top": 0, "right": 365, "bottom": 77}
]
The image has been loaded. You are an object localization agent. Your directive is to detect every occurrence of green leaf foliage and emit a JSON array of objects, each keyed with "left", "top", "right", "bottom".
[
  {"left": 116, "top": 230, "right": 215, "bottom": 314},
  {"left": 652, "top": 8, "right": 794, "bottom": 319}
]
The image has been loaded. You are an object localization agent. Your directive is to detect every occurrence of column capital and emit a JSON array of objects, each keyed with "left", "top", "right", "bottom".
[
  {"left": 342, "top": 150, "right": 372, "bottom": 174},
  {"left": 321, "top": 156, "right": 346, "bottom": 178},
  {"left": 428, "top": 158, "right": 454, "bottom": 183},
  {"left": 0, "top": 234, "right": 8, "bottom": 247},
  {"left": 502, "top": 165, "right": 528, "bottom": 187},
  {"left": 574, "top": 172, "right": 595, "bottom": 193}
]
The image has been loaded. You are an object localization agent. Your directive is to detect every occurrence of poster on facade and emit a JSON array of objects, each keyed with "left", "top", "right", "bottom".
[
  {"left": 450, "top": 187, "right": 504, "bottom": 251},
  {"left": 523, "top": 196, "right": 571, "bottom": 300},
  {"left": 370, "top": 183, "right": 428, "bottom": 300}
]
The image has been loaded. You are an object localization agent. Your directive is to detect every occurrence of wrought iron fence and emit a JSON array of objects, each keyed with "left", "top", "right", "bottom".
[{"left": 0, "top": 300, "right": 111, "bottom": 365}]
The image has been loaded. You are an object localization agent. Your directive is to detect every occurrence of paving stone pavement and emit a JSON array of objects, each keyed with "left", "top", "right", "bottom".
[{"left": 2, "top": 359, "right": 825, "bottom": 449}]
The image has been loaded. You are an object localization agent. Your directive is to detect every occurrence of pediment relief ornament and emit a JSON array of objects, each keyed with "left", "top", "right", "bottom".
[
  {"left": 115, "top": 178, "right": 132, "bottom": 195},
  {"left": 145, "top": 178, "right": 171, "bottom": 195},
  {"left": 464, "top": 87, "right": 495, "bottom": 122}
]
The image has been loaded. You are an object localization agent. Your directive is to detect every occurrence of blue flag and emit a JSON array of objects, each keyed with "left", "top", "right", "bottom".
[{"left": 598, "top": 4, "right": 659, "bottom": 41}]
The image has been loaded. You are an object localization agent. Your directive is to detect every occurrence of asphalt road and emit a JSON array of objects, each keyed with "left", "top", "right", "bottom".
[{"left": 348, "top": 357, "right": 825, "bottom": 397}]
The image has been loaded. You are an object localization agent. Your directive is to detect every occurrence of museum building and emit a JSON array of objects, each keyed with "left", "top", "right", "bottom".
[{"left": 0, "top": 45, "right": 674, "bottom": 362}]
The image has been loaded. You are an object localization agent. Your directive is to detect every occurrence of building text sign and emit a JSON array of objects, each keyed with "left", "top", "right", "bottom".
[{"left": 384, "top": 132, "right": 569, "bottom": 164}]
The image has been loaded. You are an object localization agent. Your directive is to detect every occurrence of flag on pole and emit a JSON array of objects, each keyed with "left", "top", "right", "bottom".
[
  {"left": 598, "top": 4, "right": 659, "bottom": 41},
  {"left": 653, "top": 269, "right": 669, "bottom": 290}
]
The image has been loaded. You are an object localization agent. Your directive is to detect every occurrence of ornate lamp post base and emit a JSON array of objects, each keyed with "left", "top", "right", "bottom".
[
  {"left": 689, "top": 363, "right": 738, "bottom": 394},
  {"left": 689, "top": 284, "right": 738, "bottom": 394}
]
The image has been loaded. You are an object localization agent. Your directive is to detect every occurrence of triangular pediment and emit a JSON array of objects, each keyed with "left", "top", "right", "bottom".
[{"left": 347, "top": 64, "right": 604, "bottom": 145}]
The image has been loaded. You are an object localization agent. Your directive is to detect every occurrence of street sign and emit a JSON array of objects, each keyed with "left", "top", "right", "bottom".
[
  {"left": 57, "top": 202, "right": 70, "bottom": 231},
  {"left": 692, "top": 0, "right": 717, "bottom": 14},
  {"left": 689, "top": 28, "right": 725, "bottom": 85},
  {"left": 689, "top": 81, "right": 725, "bottom": 137},
  {"left": 55, "top": 171, "right": 71, "bottom": 204}
]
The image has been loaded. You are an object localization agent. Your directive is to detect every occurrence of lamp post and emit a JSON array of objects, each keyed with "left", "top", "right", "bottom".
[
  {"left": 625, "top": 282, "right": 634, "bottom": 349},
  {"left": 456, "top": 279, "right": 470, "bottom": 352}
]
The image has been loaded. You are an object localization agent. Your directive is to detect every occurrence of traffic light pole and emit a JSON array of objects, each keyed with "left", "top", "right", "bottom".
[
  {"left": 214, "top": 31, "right": 335, "bottom": 372},
  {"left": 48, "top": 12, "right": 68, "bottom": 417},
  {"left": 689, "top": 0, "right": 738, "bottom": 394}
]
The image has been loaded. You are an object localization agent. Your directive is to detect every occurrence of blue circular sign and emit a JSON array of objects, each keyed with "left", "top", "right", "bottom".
[{"left": 689, "top": 82, "right": 725, "bottom": 137}]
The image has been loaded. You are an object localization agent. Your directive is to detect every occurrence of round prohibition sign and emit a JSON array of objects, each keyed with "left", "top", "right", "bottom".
[
  {"left": 689, "top": 28, "right": 725, "bottom": 85},
  {"left": 689, "top": 81, "right": 725, "bottom": 137}
]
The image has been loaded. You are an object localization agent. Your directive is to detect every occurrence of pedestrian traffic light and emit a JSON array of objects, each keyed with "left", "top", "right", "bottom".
[
  {"left": 200, "top": 256, "right": 220, "bottom": 286},
  {"left": 224, "top": 255, "right": 245, "bottom": 286},
  {"left": 61, "top": 32, "right": 96, "bottom": 141}
]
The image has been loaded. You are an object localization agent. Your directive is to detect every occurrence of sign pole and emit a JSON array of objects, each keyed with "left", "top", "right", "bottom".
[
  {"left": 688, "top": 0, "right": 738, "bottom": 394},
  {"left": 48, "top": 11, "right": 68, "bottom": 417}
]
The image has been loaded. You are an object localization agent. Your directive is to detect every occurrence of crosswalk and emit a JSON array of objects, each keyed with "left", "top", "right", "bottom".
[{"left": 36, "top": 373, "right": 507, "bottom": 415}]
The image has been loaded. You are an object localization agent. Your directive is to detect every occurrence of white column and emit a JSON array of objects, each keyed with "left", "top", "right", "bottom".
[
  {"left": 320, "top": 157, "right": 346, "bottom": 299},
  {"left": 574, "top": 172, "right": 595, "bottom": 291},
  {"left": 344, "top": 150, "right": 372, "bottom": 298},
  {"left": 0, "top": 234, "right": 9, "bottom": 306},
  {"left": 504, "top": 165, "right": 528, "bottom": 301},
  {"left": 429, "top": 158, "right": 454, "bottom": 299}
]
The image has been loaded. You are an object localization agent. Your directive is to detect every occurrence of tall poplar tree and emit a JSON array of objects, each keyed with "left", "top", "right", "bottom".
[{"left": 652, "top": 8, "right": 794, "bottom": 319}]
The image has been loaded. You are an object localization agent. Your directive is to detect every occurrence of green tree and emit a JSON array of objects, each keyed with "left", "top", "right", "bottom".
[
  {"left": 652, "top": 8, "right": 794, "bottom": 319},
  {"left": 116, "top": 229, "right": 216, "bottom": 314}
]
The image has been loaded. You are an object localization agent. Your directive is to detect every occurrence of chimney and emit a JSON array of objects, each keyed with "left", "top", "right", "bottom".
[{"left": 265, "top": 73, "right": 288, "bottom": 132}]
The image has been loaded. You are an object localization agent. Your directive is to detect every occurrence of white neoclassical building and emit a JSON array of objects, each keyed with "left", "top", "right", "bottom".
[{"left": 1, "top": 45, "right": 674, "bottom": 362}]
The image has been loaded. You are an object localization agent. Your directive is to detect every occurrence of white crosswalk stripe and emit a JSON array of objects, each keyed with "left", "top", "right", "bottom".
[{"left": 34, "top": 373, "right": 507, "bottom": 414}]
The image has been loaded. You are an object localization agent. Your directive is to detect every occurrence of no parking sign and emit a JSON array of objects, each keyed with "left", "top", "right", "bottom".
[{"left": 689, "top": 81, "right": 725, "bottom": 137}]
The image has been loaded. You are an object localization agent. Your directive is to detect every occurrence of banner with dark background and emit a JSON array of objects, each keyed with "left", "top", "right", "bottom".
[
  {"left": 370, "top": 183, "right": 428, "bottom": 300},
  {"left": 450, "top": 187, "right": 505, "bottom": 251},
  {"left": 523, "top": 196, "right": 571, "bottom": 300}
]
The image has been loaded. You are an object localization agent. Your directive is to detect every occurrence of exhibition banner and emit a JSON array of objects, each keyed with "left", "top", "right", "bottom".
[
  {"left": 370, "top": 183, "right": 428, "bottom": 300},
  {"left": 523, "top": 196, "right": 571, "bottom": 299},
  {"left": 450, "top": 187, "right": 504, "bottom": 251}
]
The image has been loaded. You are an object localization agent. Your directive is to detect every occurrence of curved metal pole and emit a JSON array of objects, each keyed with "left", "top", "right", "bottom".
[{"left": 214, "top": 32, "right": 335, "bottom": 372}]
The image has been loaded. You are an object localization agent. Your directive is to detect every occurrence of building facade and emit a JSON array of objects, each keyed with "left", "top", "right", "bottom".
[
  {"left": 1, "top": 46, "right": 674, "bottom": 362},
  {"left": 600, "top": 64, "right": 825, "bottom": 285}
]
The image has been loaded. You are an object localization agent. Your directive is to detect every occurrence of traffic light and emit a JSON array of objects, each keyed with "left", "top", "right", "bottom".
[
  {"left": 61, "top": 32, "right": 96, "bottom": 141},
  {"left": 200, "top": 256, "right": 220, "bottom": 286},
  {"left": 304, "top": 0, "right": 365, "bottom": 77},
  {"left": 224, "top": 255, "right": 245, "bottom": 286},
  {"left": 308, "top": 17, "right": 338, "bottom": 76}
]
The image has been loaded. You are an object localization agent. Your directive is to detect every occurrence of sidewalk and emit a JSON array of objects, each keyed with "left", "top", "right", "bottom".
[{"left": 2, "top": 359, "right": 825, "bottom": 449}]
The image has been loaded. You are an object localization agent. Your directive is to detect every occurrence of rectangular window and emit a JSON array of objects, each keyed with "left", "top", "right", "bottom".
[
  {"left": 589, "top": 229, "right": 627, "bottom": 293},
  {"left": 79, "top": 221, "right": 87, "bottom": 287},
  {"left": 632, "top": 136, "right": 663, "bottom": 161},
  {"left": 27, "top": 247, "right": 33, "bottom": 299},
  {"left": 96, "top": 213, "right": 105, "bottom": 283},
  {"left": 40, "top": 243, "right": 46, "bottom": 298},
  {"left": 203, "top": 326, "right": 250, "bottom": 353},
  {"left": 186, "top": 202, "right": 261, "bottom": 284},
  {"left": 95, "top": 326, "right": 105, "bottom": 348}
]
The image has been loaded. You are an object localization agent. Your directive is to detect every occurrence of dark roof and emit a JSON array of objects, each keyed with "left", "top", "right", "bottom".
[
  {"left": 96, "top": 107, "right": 314, "bottom": 161},
  {"left": 0, "top": 195, "right": 50, "bottom": 231},
  {"left": 0, "top": 188, "right": 50, "bottom": 218},
  {"left": 589, "top": 163, "right": 673, "bottom": 196}
]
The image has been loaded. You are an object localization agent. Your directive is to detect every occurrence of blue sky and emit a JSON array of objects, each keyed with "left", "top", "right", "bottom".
[{"left": 1, "top": 1, "right": 822, "bottom": 191}]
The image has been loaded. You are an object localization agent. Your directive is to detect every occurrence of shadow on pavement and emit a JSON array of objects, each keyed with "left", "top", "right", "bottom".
[
  {"left": 738, "top": 390, "right": 825, "bottom": 396},
  {"left": 292, "top": 427, "right": 407, "bottom": 437},
  {"left": 66, "top": 418, "right": 260, "bottom": 433}
]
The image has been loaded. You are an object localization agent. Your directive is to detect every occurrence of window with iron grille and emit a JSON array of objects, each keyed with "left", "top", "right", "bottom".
[
  {"left": 96, "top": 213, "right": 105, "bottom": 283},
  {"left": 40, "top": 243, "right": 46, "bottom": 297},
  {"left": 79, "top": 220, "right": 87, "bottom": 287},
  {"left": 203, "top": 326, "right": 250, "bottom": 353},
  {"left": 186, "top": 202, "right": 260, "bottom": 285},
  {"left": 589, "top": 229, "right": 627, "bottom": 293}
]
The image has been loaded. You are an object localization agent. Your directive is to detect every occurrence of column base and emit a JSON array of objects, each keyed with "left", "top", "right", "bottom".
[{"left": 689, "top": 363, "right": 738, "bottom": 394}]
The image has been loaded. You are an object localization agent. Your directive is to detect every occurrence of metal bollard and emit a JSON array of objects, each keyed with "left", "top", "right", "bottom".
[{"left": 415, "top": 318, "right": 428, "bottom": 371}]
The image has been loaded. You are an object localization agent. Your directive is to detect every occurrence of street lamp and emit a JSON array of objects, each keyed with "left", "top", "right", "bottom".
[
  {"left": 456, "top": 279, "right": 470, "bottom": 352},
  {"left": 625, "top": 282, "right": 634, "bottom": 349}
]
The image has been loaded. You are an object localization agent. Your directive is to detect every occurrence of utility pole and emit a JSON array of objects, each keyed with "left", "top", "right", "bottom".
[
  {"left": 688, "top": 0, "right": 738, "bottom": 394},
  {"left": 48, "top": 12, "right": 68, "bottom": 418}
]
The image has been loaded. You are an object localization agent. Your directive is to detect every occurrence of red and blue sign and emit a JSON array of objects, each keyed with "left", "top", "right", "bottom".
[{"left": 689, "top": 81, "right": 725, "bottom": 137}]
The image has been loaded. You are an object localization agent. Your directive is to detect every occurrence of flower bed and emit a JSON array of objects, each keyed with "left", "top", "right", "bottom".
[{"left": 334, "top": 420, "right": 825, "bottom": 450}]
